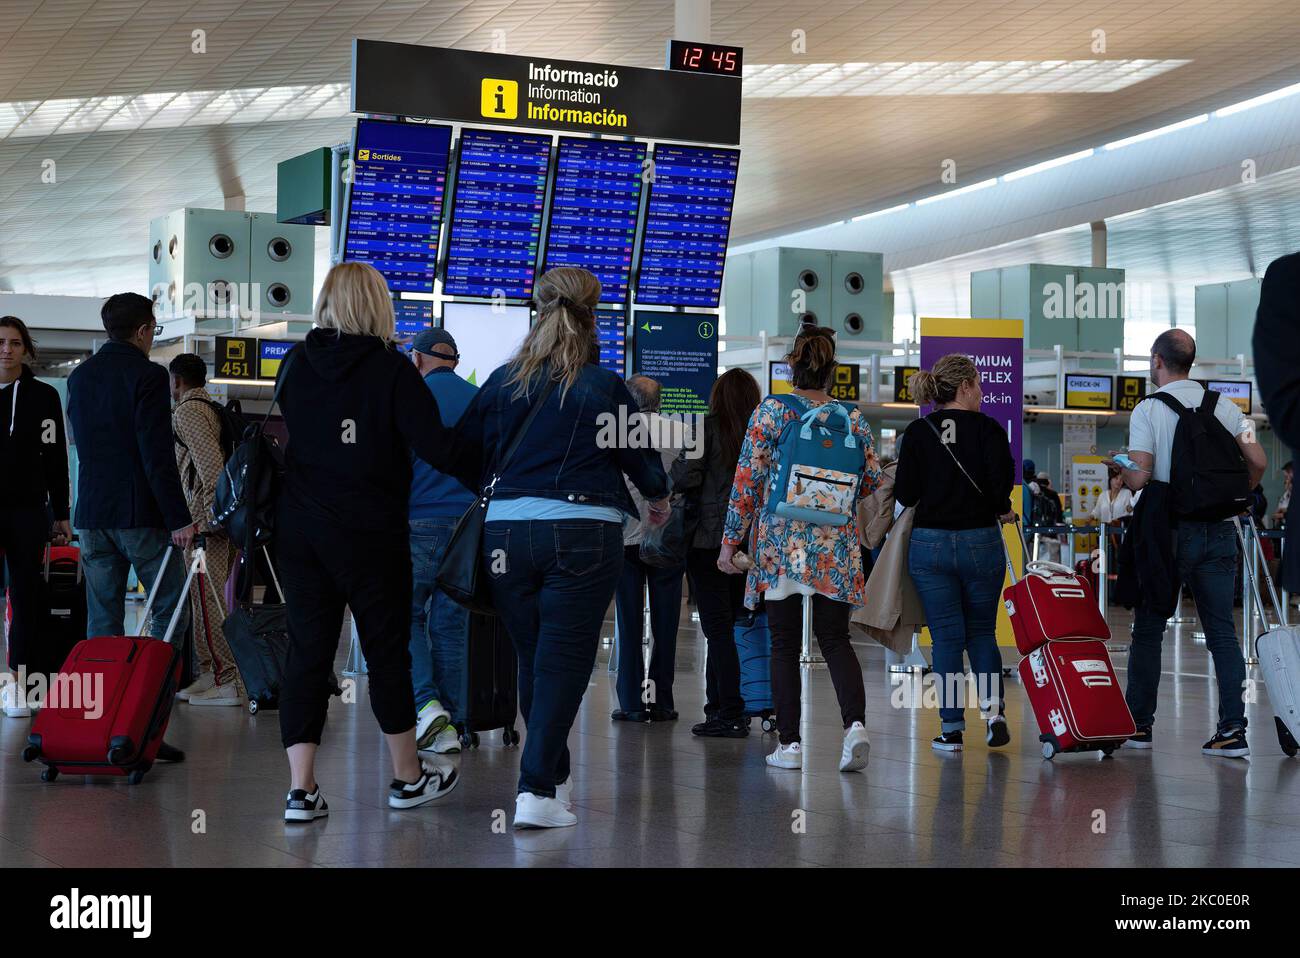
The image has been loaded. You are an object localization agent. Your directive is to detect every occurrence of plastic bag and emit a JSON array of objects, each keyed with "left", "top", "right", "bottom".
[{"left": 639, "top": 498, "right": 687, "bottom": 569}]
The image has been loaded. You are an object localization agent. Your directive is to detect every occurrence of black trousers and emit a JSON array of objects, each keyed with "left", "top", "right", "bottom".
[
  {"left": 613, "top": 545, "right": 684, "bottom": 712},
  {"left": 685, "top": 547, "right": 745, "bottom": 721},
  {"left": 766, "top": 594, "right": 865, "bottom": 745},
  {"left": 0, "top": 507, "right": 48, "bottom": 670},
  {"left": 277, "top": 508, "right": 415, "bottom": 748}
]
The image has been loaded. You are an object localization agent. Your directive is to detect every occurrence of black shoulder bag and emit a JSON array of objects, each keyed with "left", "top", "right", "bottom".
[{"left": 435, "top": 375, "right": 558, "bottom": 615}]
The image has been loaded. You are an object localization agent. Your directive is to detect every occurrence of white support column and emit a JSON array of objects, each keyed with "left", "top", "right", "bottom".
[{"left": 674, "top": 0, "right": 710, "bottom": 42}]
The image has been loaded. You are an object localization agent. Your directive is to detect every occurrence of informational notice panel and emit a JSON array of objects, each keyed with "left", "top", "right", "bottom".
[
  {"left": 919, "top": 317, "right": 1024, "bottom": 647},
  {"left": 633, "top": 312, "right": 718, "bottom": 415}
]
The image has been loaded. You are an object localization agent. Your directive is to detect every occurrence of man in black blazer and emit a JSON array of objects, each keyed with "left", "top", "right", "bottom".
[{"left": 67, "top": 294, "right": 197, "bottom": 670}]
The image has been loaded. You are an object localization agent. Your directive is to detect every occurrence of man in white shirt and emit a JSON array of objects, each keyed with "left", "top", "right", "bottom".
[{"left": 1115, "top": 329, "right": 1265, "bottom": 759}]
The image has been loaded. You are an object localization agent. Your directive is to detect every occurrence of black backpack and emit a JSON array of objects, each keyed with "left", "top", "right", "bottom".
[
  {"left": 1149, "top": 389, "right": 1250, "bottom": 521},
  {"left": 212, "top": 350, "right": 297, "bottom": 551},
  {"left": 175, "top": 397, "right": 249, "bottom": 462}
]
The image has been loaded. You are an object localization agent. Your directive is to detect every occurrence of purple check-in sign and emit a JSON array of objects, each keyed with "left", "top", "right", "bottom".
[{"left": 918, "top": 318, "right": 1024, "bottom": 464}]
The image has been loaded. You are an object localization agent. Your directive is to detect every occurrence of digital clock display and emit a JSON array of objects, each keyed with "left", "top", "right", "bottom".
[{"left": 668, "top": 40, "right": 743, "bottom": 77}]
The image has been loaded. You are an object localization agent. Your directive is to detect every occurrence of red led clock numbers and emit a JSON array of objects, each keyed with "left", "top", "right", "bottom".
[{"left": 667, "top": 40, "right": 743, "bottom": 77}]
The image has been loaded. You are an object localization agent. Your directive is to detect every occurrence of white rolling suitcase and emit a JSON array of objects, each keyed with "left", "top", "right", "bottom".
[{"left": 1234, "top": 515, "right": 1300, "bottom": 757}]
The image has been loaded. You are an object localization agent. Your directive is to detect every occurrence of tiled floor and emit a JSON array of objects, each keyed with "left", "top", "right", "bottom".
[{"left": 1, "top": 602, "right": 1298, "bottom": 868}]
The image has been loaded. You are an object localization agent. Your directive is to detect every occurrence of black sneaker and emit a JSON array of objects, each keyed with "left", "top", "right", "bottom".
[
  {"left": 1123, "top": 726, "right": 1153, "bottom": 750},
  {"left": 611, "top": 709, "right": 650, "bottom": 723},
  {"left": 389, "top": 761, "right": 460, "bottom": 809},
  {"left": 986, "top": 716, "right": 1010, "bottom": 748},
  {"left": 1202, "top": 726, "right": 1250, "bottom": 759},
  {"left": 932, "top": 730, "right": 963, "bottom": 752},
  {"left": 691, "top": 716, "right": 749, "bottom": 738},
  {"left": 649, "top": 708, "right": 678, "bottom": 722},
  {"left": 284, "top": 786, "right": 328, "bottom": 823}
]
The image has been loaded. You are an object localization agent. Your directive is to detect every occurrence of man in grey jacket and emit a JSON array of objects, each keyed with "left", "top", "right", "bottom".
[{"left": 612, "top": 376, "right": 688, "bottom": 722}]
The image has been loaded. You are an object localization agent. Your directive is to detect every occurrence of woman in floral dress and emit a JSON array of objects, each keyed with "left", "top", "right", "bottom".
[{"left": 718, "top": 326, "right": 881, "bottom": 772}]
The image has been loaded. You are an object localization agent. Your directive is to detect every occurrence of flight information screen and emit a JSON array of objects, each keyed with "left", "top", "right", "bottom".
[
  {"left": 595, "top": 309, "right": 626, "bottom": 376},
  {"left": 392, "top": 299, "right": 434, "bottom": 338},
  {"left": 543, "top": 138, "right": 647, "bottom": 305},
  {"left": 635, "top": 144, "right": 740, "bottom": 308},
  {"left": 443, "top": 128, "right": 552, "bottom": 299},
  {"left": 343, "top": 119, "right": 452, "bottom": 294}
]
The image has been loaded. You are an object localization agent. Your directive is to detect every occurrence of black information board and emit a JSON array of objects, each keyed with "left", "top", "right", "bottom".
[
  {"left": 343, "top": 118, "right": 452, "bottom": 294},
  {"left": 443, "top": 128, "right": 551, "bottom": 299},
  {"left": 543, "top": 137, "right": 646, "bottom": 305},
  {"left": 635, "top": 144, "right": 739, "bottom": 308},
  {"left": 632, "top": 311, "right": 718, "bottom": 415},
  {"left": 352, "top": 41, "right": 742, "bottom": 145}
]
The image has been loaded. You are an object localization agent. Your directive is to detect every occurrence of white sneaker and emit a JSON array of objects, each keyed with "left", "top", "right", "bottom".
[
  {"left": 177, "top": 672, "right": 214, "bottom": 701},
  {"left": 389, "top": 760, "right": 459, "bottom": 809},
  {"left": 513, "top": 791, "right": 577, "bottom": 829},
  {"left": 555, "top": 778, "right": 573, "bottom": 809},
  {"left": 765, "top": 741, "right": 803, "bottom": 769},
  {"left": 415, "top": 700, "right": 451, "bottom": 750},
  {"left": 1, "top": 683, "right": 30, "bottom": 719},
  {"left": 839, "top": 721, "right": 871, "bottom": 772},
  {"left": 426, "top": 726, "right": 462, "bottom": 754},
  {"left": 187, "top": 682, "right": 245, "bottom": 707}
]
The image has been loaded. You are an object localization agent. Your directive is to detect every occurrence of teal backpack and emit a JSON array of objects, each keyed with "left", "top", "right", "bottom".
[{"left": 762, "top": 395, "right": 864, "bottom": 526}]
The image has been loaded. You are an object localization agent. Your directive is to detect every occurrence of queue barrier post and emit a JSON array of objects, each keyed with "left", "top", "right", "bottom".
[
  {"left": 343, "top": 616, "right": 367, "bottom": 677},
  {"left": 799, "top": 592, "right": 824, "bottom": 667}
]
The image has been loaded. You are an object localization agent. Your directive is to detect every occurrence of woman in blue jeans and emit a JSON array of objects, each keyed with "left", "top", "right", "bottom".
[
  {"left": 455, "top": 267, "right": 669, "bottom": 829},
  {"left": 895, "top": 354, "right": 1016, "bottom": 752}
]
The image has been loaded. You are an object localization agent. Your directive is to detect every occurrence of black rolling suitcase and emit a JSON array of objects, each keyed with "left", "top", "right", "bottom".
[
  {"left": 460, "top": 612, "right": 519, "bottom": 749},
  {"left": 15, "top": 544, "right": 87, "bottom": 682},
  {"left": 223, "top": 545, "right": 340, "bottom": 715}
]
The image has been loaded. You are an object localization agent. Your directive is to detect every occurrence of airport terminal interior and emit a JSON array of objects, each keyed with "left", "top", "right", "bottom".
[{"left": 2, "top": 0, "right": 1300, "bottom": 879}]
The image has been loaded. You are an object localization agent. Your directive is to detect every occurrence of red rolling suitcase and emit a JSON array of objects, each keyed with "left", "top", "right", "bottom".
[
  {"left": 1020, "top": 639, "right": 1135, "bottom": 759},
  {"left": 22, "top": 540, "right": 214, "bottom": 784},
  {"left": 1002, "top": 520, "right": 1109, "bottom": 654},
  {"left": 1000, "top": 521, "right": 1135, "bottom": 758}
]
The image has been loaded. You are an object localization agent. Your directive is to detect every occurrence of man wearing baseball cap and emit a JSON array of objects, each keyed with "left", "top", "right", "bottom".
[{"left": 407, "top": 328, "right": 477, "bottom": 755}]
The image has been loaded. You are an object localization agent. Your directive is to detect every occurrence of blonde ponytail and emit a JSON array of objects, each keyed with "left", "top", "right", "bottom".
[
  {"left": 910, "top": 353, "right": 978, "bottom": 406},
  {"left": 506, "top": 267, "right": 601, "bottom": 402}
]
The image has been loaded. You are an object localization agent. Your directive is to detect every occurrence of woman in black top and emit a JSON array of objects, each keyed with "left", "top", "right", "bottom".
[
  {"left": 895, "top": 353, "right": 1015, "bottom": 753},
  {"left": 274, "top": 262, "right": 480, "bottom": 823},
  {"left": 0, "top": 316, "right": 70, "bottom": 718},
  {"left": 670, "top": 368, "right": 761, "bottom": 738}
]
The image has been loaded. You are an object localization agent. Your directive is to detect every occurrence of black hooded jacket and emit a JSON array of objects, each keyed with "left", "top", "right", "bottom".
[
  {"left": 0, "top": 366, "right": 70, "bottom": 521},
  {"left": 276, "top": 329, "right": 481, "bottom": 533}
]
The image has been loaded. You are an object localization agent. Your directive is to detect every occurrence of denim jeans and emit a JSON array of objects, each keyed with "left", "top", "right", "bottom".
[
  {"left": 907, "top": 525, "right": 1006, "bottom": 733},
  {"left": 409, "top": 518, "right": 469, "bottom": 724},
  {"left": 1127, "top": 519, "right": 1247, "bottom": 732},
  {"left": 80, "top": 527, "right": 189, "bottom": 641},
  {"left": 613, "top": 545, "right": 683, "bottom": 713},
  {"left": 483, "top": 519, "right": 623, "bottom": 798}
]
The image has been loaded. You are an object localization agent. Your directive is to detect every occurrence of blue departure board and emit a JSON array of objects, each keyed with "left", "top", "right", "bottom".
[
  {"left": 443, "top": 128, "right": 552, "bottom": 299},
  {"left": 343, "top": 119, "right": 452, "bottom": 294},
  {"left": 595, "top": 309, "right": 626, "bottom": 376},
  {"left": 392, "top": 299, "right": 434, "bottom": 338},
  {"left": 635, "top": 144, "right": 740, "bottom": 308},
  {"left": 543, "top": 138, "right": 647, "bottom": 305}
]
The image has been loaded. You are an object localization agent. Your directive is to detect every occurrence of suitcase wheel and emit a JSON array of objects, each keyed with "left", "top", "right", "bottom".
[
  {"left": 761, "top": 716, "right": 777, "bottom": 734},
  {"left": 127, "top": 769, "right": 146, "bottom": 785},
  {"left": 40, "top": 767, "right": 58, "bottom": 783},
  {"left": 503, "top": 727, "right": 520, "bottom": 748},
  {"left": 21, "top": 744, "right": 39, "bottom": 763},
  {"left": 1040, "top": 734, "right": 1058, "bottom": 760},
  {"left": 107, "top": 745, "right": 132, "bottom": 766},
  {"left": 1100, "top": 743, "right": 1117, "bottom": 758},
  {"left": 1276, "top": 716, "right": 1299, "bottom": 758},
  {"left": 248, "top": 698, "right": 259, "bottom": 715}
]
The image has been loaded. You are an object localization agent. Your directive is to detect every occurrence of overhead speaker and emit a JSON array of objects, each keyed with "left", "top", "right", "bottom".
[
  {"left": 830, "top": 252, "right": 883, "bottom": 338},
  {"left": 248, "top": 212, "right": 314, "bottom": 315},
  {"left": 147, "top": 208, "right": 252, "bottom": 316}
]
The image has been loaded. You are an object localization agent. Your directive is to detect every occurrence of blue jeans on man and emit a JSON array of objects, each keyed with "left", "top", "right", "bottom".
[
  {"left": 907, "top": 525, "right": 1006, "bottom": 733},
  {"left": 80, "top": 527, "right": 189, "bottom": 640},
  {"left": 1127, "top": 519, "right": 1247, "bottom": 732},
  {"left": 409, "top": 518, "right": 469, "bottom": 724}
]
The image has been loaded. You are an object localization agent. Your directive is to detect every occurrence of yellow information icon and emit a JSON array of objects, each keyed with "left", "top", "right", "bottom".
[{"left": 481, "top": 78, "right": 518, "bottom": 119}]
